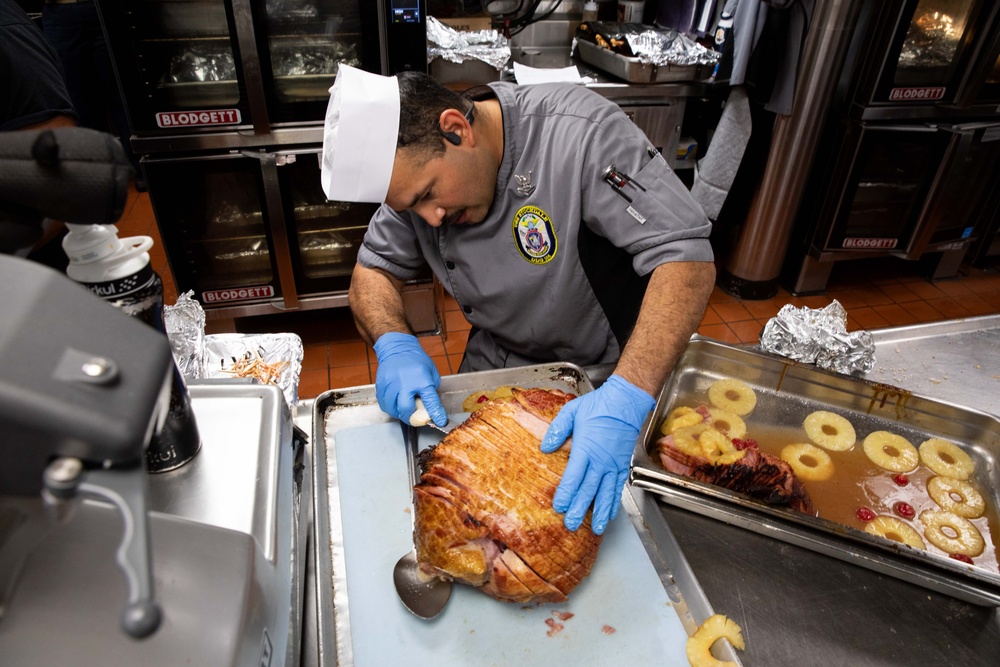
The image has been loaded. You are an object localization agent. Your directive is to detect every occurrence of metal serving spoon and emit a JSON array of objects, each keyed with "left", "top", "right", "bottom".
[{"left": 393, "top": 418, "right": 452, "bottom": 619}]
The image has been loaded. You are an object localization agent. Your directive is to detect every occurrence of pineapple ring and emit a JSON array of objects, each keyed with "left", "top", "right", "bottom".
[
  {"left": 780, "top": 443, "right": 834, "bottom": 481},
  {"left": 919, "top": 509, "right": 985, "bottom": 557},
  {"left": 919, "top": 438, "right": 975, "bottom": 481},
  {"left": 707, "top": 379, "right": 757, "bottom": 416},
  {"left": 673, "top": 423, "right": 712, "bottom": 458},
  {"left": 686, "top": 613, "right": 745, "bottom": 667},
  {"left": 862, "top": 431, "right": 918, "bottom": 473},
  {"left": 802, "top": 410, "right": 856, "bottom": 451},
  {"left": 660, "top": 406, "right": 704, "bottom": 436},
  {"left": 707, "top": 407, "right": 747, "bottom": 439},
  {"left": 927, "top": 476, "right": 985, "bottom": 519},
  {"left": 864, "top": 516, "right": 925, "bottom": 550}
]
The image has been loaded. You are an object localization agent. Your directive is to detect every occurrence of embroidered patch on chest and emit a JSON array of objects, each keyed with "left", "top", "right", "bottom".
[{"left": 512, "top": 206, "right": 557, "bottom": 264}]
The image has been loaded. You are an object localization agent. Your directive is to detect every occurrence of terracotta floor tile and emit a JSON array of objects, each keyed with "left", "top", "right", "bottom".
[
  {"left": 799, "top": 294, "right": 834, "bottom": 309},
  {"left": 877, "top": 282, "right": 922, "bottom": 304},
  {"left": 699, "top": 305, "right": 723, "bottom": 326},
  {"left": 904, "top": 280, "right": 947, "bottom": 300},
  {"left": 961, "top": 294, "right": 998, "bottom": 317},
  {"left": 924, "top": 297, "right": 971, "bottom": 319},
  {"left": 329, "top": 364, "right": 372, "bottom": 390},
  {"left": 301, "top": 340, "right": 328, "bottom": 370},
  {"left": 297, "top": 367, "right": 330, "bottom": 399},
  {"left": 825, "top": 289, "right": 868, "bottom": 310},
  {"left": 708, "top": 286, "right": 740, "bottom": 305},
  {"left": 329, "top": 340, "right": 368, "bottom": 368},
  {"left": 710, "top": 301, "right": 754, "bottom": 323},
  {"left": 431, "top": 355, "right": 453, "bottom": 378},
  {"left": 441, "top": 293, "right": 461, "bottom": 312},
  {"left": 742, "top": 298, "right": 783, "bottom": 321},
  {"left": 850, "top": 306, "right": 891, "bottom": 330},
  {"left": 875, "top": 303, "right": 919, "bottom": 327},
  {"left": 729, "top": 319, "right": 764, "bottom": 344},
  {"left": 444, "top": 309, "right": 472, "bottom": 334},
  {"left": 697, "top": 323, "right": 740, "bottom": 344},
  {"left": 418, "top": 334, "right": 447, "bottom": 357},
  {"left": 904, "top": 300, "right": 947, "bottom": 324},
  {"left": 443, "top": 328, "right": 470, "bottom": 355},
  {"left": 933, "top": 279, "right": 976, "bottom": 299},
  {"left": 858, "top": 288, "right": 895, "bottom": 307},
  {"left": 447, "top": 352, "right": 466, "bottom": 373}
]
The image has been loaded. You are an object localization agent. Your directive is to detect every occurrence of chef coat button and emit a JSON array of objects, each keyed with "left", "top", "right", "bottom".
[
  {"left": 446, "top": 260, "right": 456, "bottom": 270},
  {"left": 463, "top": 305, "right": 472, "bottom": 314}
]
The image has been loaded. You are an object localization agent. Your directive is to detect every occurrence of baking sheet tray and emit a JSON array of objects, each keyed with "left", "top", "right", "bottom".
[
  {"left": 576, "top": 40, "right": 705, "bottom": 83},
  {"left": 311, "top": 363, "right": 739, "bottom": 666},
  {"left": 630, "top": 335, "right": 1000, "bottom": 606}
]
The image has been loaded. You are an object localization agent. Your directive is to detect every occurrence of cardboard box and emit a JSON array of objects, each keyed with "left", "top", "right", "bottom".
[{"left": 436, "top": 15, "right": 494, "bottom": 33}]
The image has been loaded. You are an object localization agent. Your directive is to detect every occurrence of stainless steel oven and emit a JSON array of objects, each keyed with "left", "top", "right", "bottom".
[{"left": 844, "top": 0, "right": 1000, "bottom": 120}]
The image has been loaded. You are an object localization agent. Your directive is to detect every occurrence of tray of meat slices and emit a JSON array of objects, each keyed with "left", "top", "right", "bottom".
[
  {"left": 630, "top": 335, "right": 1000, "bottom": 606},
  {"left": 310, "top": 362, "right": 744, "bottom": 667}
]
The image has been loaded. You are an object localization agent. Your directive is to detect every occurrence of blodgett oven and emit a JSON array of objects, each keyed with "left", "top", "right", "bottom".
[
  {"left": 783, "top": 0, "right": 1000, "bottom": 294},
  {"left": 97, "top": 0, "right": 439, "bottom": 328}
]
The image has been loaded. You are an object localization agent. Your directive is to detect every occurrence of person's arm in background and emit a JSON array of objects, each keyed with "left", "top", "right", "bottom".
[
  {"left": 349, "top": 262, "right": 448, "bottom": 427},
  {"left": 0, "top": 0, "right": 77, "bottom": 132}
]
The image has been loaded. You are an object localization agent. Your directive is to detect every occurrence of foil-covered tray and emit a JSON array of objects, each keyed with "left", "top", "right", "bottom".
[
  {"left": 576, "top": 40, "right": 704, "bottom": 84},
  {"left": 310, "top": 363, "right": 738, "bottom": 666},
  {"left": 630, "top": 335, "right": 1000, "bottom": 606}
]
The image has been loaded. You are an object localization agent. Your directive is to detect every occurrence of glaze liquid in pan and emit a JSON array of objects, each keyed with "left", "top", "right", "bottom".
[{"left": 657, "top": 399, "right": 1000, "bottom": 574}]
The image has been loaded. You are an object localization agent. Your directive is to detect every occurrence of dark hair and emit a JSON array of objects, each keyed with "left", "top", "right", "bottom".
[{"left": 396, "top": 71, "right": 470, "bottom": 162}]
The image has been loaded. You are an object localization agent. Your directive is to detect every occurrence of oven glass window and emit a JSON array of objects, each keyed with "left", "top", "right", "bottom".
[
  {"left": 263, "top": 0, "right": 366, "bottom": 104},
  {"left": 895, "top": 0, "right": 974, "bottom": 87}
]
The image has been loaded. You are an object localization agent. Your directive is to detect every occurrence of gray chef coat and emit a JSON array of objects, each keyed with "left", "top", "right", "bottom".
[{"left": 357, "top": 81, "right": 713, "bottom": 372}]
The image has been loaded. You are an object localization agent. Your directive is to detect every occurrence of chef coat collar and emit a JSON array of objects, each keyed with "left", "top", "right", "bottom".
[{"left": 479, "top": 82, "right": 518, "bottom": 208}]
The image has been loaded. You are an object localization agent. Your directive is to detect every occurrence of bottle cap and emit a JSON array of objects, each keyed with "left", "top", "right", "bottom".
[{"left": 62, "top": 223, "right": 154, "bottom": 285}]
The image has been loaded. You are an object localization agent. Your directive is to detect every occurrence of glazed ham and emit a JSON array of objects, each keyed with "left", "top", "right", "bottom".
[
  {"left": 658, "top": 433, "right": 816, "bottom": 515},
  {"left": 413, "top": 388, "right": 602, "bottom": 603}
]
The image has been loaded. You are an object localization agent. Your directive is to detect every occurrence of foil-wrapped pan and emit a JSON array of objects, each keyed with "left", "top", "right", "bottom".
[{"left": 426, "top": 15, "right": 510, "bottom": 71}]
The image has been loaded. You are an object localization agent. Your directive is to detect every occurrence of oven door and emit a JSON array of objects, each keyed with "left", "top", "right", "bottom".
[
  {"left": 848, "top": 0, "right": 998, "bottom": 116},
  {"left": 99, "top": 0, "right": 261, "bottom": 135},
  {"left": 815, "top": 121, "right": 951, "bottom": 254},
  {"left": 905, "top": 121, "right": 1000, "bottom": 257},
  {"left": 143, "top": 152, "right": 286, "bottom": 309},
  {"left": 273, "top": 149, "right": 379, "bottom": 293}
]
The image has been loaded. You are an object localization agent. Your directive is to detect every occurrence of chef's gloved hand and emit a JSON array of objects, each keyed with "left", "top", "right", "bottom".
[
  {"left": 540, "top": 374, "right": 655, "bottom": 535},
  {"left": 373, "top": 332, "right": 448, "bottom": 427}
]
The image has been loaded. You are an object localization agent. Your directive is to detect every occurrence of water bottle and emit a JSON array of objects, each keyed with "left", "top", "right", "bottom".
[{"left": 62, "top": 223, "right": 201, "bottom": 473}]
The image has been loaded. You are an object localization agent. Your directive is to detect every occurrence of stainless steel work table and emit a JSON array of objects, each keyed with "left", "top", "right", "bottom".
[
  {"left": 298, "top": 315, "right": 1000, "bottom": 666},
  {"left": 655, "top": 315, "right": 1000, "bottom": 666}
]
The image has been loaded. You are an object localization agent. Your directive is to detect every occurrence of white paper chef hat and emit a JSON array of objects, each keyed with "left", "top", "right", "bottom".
[{"left": 320, "top": 64, "right": 400, "bottom": 203}]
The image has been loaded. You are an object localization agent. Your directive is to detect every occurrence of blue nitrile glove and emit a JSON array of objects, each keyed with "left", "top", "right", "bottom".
[
  {"left": 372, "top": 332, "right": 447, "bottom": 427},
  {"left": 540, "top": 374, "right": 655, "bottom": 535}
]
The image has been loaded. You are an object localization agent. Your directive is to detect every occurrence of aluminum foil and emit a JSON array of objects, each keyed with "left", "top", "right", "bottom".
[
  {"left": 759, "top": 300, "right": 876, "bottom": 375},
  {"left": 426, "top": 16, "right": 510, "bottom": 71},
  {"left": 164, "top": 46, "right": 236, "bottom": 83},
  {"left": 626, "top": 28, "right": 721, "bottom": 67},
  {"left": 204, "top": 333, "right": 304, "bottom": 407},
  {"left": 164, "top": 290, "right": 206, "bottom": 379}
]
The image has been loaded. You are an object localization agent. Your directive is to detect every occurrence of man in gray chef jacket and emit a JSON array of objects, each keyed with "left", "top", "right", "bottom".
[{"left": 321, "top": 65, "right": 715, "bottom": 536}]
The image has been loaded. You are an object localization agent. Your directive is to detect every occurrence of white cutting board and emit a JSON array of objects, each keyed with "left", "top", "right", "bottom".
[{"left": 333, "top": 422, "right": 690, "bottom": 667}]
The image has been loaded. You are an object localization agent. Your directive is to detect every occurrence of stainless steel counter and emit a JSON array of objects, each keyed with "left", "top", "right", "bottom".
[{"left": 660, "top": 316, "right": 1000, "bottom": 666}]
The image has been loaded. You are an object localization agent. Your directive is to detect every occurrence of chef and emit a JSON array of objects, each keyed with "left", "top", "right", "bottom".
[{"left": 321, "top": 64, "right": 715, "bottom": 535}]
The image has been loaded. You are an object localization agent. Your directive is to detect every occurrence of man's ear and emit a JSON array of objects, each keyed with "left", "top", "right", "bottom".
[{"left": 437, "top": 108, "right": 471, "bottom": 147}]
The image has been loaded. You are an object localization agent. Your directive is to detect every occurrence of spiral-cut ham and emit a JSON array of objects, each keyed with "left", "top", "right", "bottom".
[{"left": 413, "top": 388, "right": 602, "bottom": 603}]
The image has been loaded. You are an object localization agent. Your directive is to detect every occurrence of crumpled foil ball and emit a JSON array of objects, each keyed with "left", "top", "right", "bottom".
[{"left": 760, "top": 300, "right": 876, "bottom": 374}]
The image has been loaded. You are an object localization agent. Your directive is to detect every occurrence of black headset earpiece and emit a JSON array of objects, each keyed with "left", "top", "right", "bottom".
[{"left": 438, "top": 104, "right": 475, "bottom": 147}]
